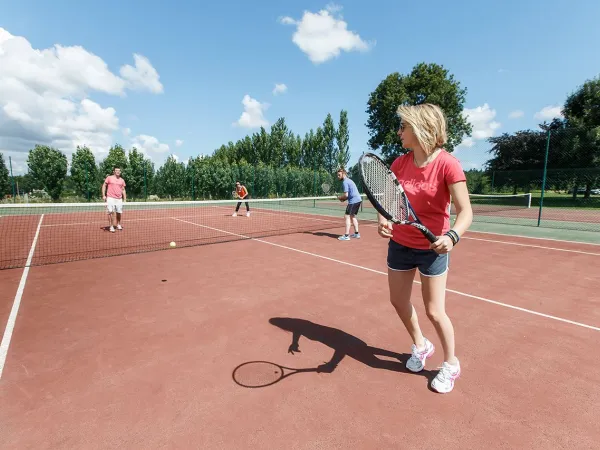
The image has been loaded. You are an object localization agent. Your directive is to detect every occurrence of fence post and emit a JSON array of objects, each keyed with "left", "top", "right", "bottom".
[
  {"left": 85, "top": 164, "right": 90, "bottom": 201},
  {"left": 192, "top": 167, "right": 195, "bottom": 200},
  {"left": 9, "top": 156, "right": 15, "bottom": 202},
  {"left": 537, "top": 130, "right": 551, "bottom": 227},
  {"left": 143, "top": 164, "right": 147, "bottom": 201}
]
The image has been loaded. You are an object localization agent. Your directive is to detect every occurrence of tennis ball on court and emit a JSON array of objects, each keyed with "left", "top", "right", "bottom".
[{"left": 170, "top": 241, "right": 176, "bottom": 248}]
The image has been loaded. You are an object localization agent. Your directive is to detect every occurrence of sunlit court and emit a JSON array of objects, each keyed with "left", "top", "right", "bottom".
[
  {"left": 2, "top": 2, "right": 600, "bottom": 447},
  {"left": 1, "top": 194, "right": 599, "bottom": 448}
]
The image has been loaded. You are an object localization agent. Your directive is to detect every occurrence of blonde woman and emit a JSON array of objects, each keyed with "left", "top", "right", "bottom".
[{"left": 377, "top": 104, "right": 473, "bottom": 393}]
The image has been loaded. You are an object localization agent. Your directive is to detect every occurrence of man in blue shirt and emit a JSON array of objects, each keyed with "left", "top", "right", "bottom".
[{"left": 336, "top": 167, "right": 362, "bottom": 241}]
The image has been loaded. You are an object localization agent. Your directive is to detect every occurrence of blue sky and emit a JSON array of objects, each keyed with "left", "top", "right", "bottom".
[{"left": 1, "top": 0, "right": 600, "bottom": 175}]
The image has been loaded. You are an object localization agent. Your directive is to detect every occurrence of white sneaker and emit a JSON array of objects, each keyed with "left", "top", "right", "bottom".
[
  {"left": 246, "top": 211, "right": 250, "bottom": 217},
  {"left": 232, "top": 212, "right": 237, "bottom": 217},
  {"left": 109, "top": 226, "right": 115, "bottom": 233},
  {"left": 431, "top": 360, "right": 461, "bottom": 394},
  {"left": 117, "top": 225, "right": 122, "bottom": 230},
  {"left": 406, "top": 338, "right": 435, "bottom": 372}
]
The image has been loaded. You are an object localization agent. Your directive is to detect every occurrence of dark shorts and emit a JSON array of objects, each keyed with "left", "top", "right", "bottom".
[
  {"left": 387, "top": 239, "right": 449, "bottom": 277},
  {"left": 345, "top": 201, "right": 361, "bottom": 216}
]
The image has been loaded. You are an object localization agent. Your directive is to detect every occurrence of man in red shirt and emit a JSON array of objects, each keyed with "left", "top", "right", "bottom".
[
  {"left": 377, "top": 103, "right": 473, "bottom": 394},
  {"left": 102, "top": 167, "right": 127, "bottom": 232},
  {"left": 232, "top": 181, "right": 250, "bottom": 217}
]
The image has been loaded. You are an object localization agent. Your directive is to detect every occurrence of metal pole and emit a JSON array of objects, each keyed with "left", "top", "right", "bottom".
[
  {"left": 9, "top": 156, "right": 15, "bottom": 202},
  {"left": 537, "top": 130, "right": 551, "bottom": 227}
]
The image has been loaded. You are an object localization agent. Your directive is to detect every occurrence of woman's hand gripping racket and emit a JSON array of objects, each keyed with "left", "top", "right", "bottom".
[{"left": 358, "top": 152, "right": 437, "bottom": 243}]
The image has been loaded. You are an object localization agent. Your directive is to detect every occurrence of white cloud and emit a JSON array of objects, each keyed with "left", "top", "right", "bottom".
[
  {"left": 0, "top": 27, "right": 163, "bottom": 173},
  {"left": 508, "top": 109, "right": 525, "bottom": 119},
  {"left": 273, "top": 83, "right": 288, "bottom": 95},
  {"left": 279, "top": 5, "right": 373, "bottom": 64},
  {"left": 234, "top": 95, "right": 269, "bottom": 129},
  {"left": 175, "top": 139, "right": 184, "bottom": 147},
  {"left": 458, "top": 103, "right": 501, "bottom": 148},
  {"left": 508, "top": 110, "right": 524, "bottom": 119},
  {"left": 122, "top": 127, "right": 131, "bottom": 136},
  {"left": 119, "top": 54, "right": 163, "bottom": 94},
  {"left": 130, "top": 134, "right": 170, "bottom": 156},
  {"left": 534, "top": 105, "right": 563, "bottom": 121}
]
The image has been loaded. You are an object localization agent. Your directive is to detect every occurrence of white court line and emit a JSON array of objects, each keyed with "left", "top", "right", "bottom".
[
  {"left": 462, "top": 237, "right": 600, "bottom": 256},
  {"left": 361, "top": 222, "right": 600, "bottom": 255},
  {"left": 0, "top": 214, "right": 44, "bottom": 379},
  {"left": 466, "top": 229, "right": 600, "bottom": 246},
  {"left": 172, "top": 218, "right": 600, "bottom": 333}
]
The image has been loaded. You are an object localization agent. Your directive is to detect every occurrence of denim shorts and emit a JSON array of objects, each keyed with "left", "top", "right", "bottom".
[{"left": 387, "top": 239, "right": 449, "bottom": 277}]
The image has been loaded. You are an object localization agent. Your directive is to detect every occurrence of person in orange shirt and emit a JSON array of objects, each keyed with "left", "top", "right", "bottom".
[{"left": 232, "top": 181, "right": 250, "bottom": 217}]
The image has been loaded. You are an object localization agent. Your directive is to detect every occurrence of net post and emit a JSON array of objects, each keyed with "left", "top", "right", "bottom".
[{"left": 537, "top": 130, "right": 551, "bottom": 227}]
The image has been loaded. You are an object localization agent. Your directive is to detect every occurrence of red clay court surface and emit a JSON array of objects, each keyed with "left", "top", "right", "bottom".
[{"left": 1, "top": 214, "right": 599, "bottom": 449}]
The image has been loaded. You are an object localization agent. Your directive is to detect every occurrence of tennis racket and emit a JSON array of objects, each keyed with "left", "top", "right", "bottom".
[
  {"left": 232, "top": 361, "right": 316, "bottom": 388},
  {"left": 232, "top": 190, "right": 238, "bottom": 199},
  {"left": 358, "top": 152, "right": 438, "bottom": 243}
]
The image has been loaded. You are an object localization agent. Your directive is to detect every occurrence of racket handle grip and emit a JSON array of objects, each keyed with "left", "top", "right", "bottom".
[{"left": 422, "top": 229, "right": 438, "bottom": 243}]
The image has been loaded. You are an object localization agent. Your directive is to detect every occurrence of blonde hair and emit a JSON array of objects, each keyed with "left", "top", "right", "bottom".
[{"left": 396, "top": 104, "right": 448, "bottom": 154}]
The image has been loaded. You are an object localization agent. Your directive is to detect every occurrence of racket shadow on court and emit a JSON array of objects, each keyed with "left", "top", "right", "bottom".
[{"left": 232, "top": 317, "right": 436, "bottom": 389}]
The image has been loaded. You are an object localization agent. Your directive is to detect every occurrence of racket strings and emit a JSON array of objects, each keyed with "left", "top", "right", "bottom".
[{"left": 361, "top": 156, "right": 408, "bottom": 221}]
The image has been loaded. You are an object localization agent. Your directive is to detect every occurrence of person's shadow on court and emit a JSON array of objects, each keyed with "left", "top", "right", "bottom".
[{"left": 269, "top": 317, "right": 436, "bottom": 382}]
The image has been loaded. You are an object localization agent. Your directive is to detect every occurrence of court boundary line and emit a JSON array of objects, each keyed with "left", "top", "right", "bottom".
[
  {"left": 172, "top": 218, "right": 600, "bottom": 333},
  {"left": 465, "top": 229, "right": 600, "bottom": 246},
  {"left": 361, "top": 222, "right": 600, "bottom": 255},
  {"left": 462, "top": 237, "right": 600, "bottom": 256},
  {"left": 0, "top": 214, "right": 44, "bottom": 379}
]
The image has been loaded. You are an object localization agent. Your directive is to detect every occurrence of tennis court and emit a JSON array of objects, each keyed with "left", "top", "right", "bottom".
[{"left": 1, "top": 195, "right": 599, "bottom": 449}]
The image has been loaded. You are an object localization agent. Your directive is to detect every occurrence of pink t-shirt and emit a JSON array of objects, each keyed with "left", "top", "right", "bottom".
[
  {"left": 389, "top": 150, "right": 466, "bottom": 250},
  {"left": 104, "top": 175, "right": 126, "bottom": 199}
]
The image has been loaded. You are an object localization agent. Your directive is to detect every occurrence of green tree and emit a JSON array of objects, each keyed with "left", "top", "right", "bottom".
[
  {"left": 366, "top": 62, "right": 472, "bottom": 162},
  {"left": 322, "top": 113, "right": 338, "bottom": 173},
  {"left": 27, "top": 145, "right": 68, "bottom": 201},
  {"left": 269, "top": 117, "right": 290, "bottom": 168},
  {"left": 0, "top": 153, "right": 10, "bottom": 198},
  {"left": 563, "top": 75, "right": 600, "bottom": 129},
  {"left": 99, "top": 144, "right": 128, "bottom": 180},
  {"left": 124, "top": 148, "right": 154, "bottom": 199},
  {"left": 154, "top": 155, "right": 187, "bottom": 198},
  {"left": 70, "top": 146, "right": 98, "bottom": 200},
  {"left": 336, "top": 110, "right": 350, "bottom": 169}
]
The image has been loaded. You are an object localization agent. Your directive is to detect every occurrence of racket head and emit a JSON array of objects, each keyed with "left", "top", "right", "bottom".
[
  {"left": 358, "top": 152, "right": 438, "bottom": 243},
  {"left": 232, "top": 361, "right": 287, "bottom": 388},
  {"left": 358, "top": 152, "right": 409, "bottom": 223},
  {"left": 321, "top": 182, "right": 331, "bottom": 195}
]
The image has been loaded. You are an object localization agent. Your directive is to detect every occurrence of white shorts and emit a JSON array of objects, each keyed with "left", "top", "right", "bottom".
[{"left": 106, "top": 197, "right": 123, "bottom": 214}]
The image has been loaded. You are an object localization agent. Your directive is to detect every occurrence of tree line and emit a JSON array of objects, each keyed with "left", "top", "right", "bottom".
[
  {"left": 485, "top": 75, "right": 600, "bottom": 198},
  {"left": 0, "top": 111, "right": 351, "bottom": 201},
  {"left": 14, "top": 61, "right": 595, "bottom": 202}
]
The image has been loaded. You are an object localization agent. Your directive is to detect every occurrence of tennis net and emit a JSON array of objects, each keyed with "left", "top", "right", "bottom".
[{"left": 0, "top": 196, "right": 363, "bottom": 270}]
